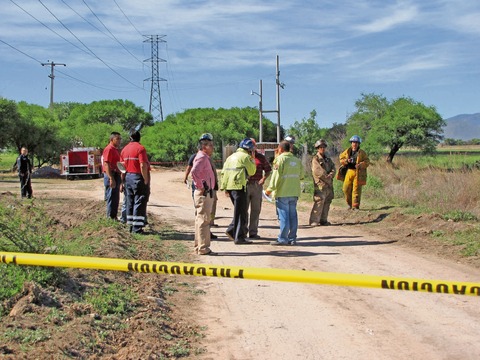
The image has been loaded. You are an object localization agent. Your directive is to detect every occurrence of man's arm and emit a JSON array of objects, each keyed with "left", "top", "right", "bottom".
[
  {"left": 104, "top": 162, "right": 117, "bottom": 189},
  {"left": 140, "top": 162, "right": 150, "bottom": 185}
]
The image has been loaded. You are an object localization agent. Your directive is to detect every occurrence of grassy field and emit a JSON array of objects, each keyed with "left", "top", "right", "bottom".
[{"left": 0, "top": 151, "right": 17, "bottom": 172}]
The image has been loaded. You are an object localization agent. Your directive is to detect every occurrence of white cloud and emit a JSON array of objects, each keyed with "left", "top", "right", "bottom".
[{"left": 353, "top": 2, "right": 419, "bottom": 34}]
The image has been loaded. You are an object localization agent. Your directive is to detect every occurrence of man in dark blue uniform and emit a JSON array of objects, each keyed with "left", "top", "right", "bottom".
[
  {"left": 120, "top": 131, "right": 150, "bottom": 234},
  {"left": 16, "top": 147, "right": 33, "bottom": 199}
]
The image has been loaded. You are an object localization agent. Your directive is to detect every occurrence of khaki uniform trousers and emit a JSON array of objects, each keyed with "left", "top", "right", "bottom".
[
  {"left": 309, "top": 185, "right": 334, "bottom": 224},
  {"left": 342, "top": 169, "right": 363, "bottom": 208},
  {"left": 246, "top": 181, "right": 263, "bottom": 237},
  {"left": 194, "top": 189, "right": 214, "bottom": 254}
]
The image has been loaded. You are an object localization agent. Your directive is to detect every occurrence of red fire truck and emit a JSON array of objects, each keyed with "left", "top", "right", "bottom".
[{"left": 60, "top": 147, "right": 103, "bottom": 180}]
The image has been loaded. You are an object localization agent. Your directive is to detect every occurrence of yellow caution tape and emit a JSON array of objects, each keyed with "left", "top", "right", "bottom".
[{"left": 1, "top": 252, "right": 479, "bottom": 296}]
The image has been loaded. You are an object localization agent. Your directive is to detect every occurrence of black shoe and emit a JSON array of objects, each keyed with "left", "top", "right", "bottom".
[
  {"left": 248, "top": 234, "right": 261, "bottom": 239},
  {"left": 210, "top": 232, "right": 218, "bottom": 239},
  {"left": 320, "top": 221, "right": 331, "bottom": 226},
  {"left": 235, "top": 239, "right": 253, "bottom": 245}
]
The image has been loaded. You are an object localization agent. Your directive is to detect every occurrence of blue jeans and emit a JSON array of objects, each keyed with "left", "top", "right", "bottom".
[
  {"left": 276, "top": 196, "right": 298, "bottom": 244},
  {"left": 104, "top": 172, "right": 121, "bottom": 219}
]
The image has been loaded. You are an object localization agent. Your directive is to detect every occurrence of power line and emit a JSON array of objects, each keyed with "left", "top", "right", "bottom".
[
  {"left": 113, "top": 0, "right": 143, "bottom": 37},
  {"left": 81, "top": 0, "right": 144, "bottom": 65},
  {"left": 56, "top": 69, "right": 141, "bottom": 92},
  {"left": 0, "top": 38, "right": 42, "bottom": 64},
  {"left": 37, "top": 0, "right": 143, "bottom": 90},
  {"left": 10, "top": 0, "right": 92, "bottom": 56}
]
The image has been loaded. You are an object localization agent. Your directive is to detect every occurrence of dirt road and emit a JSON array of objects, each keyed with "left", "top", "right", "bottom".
[{"left": 23, "top": 170, "right": 480, "bottom": 359}]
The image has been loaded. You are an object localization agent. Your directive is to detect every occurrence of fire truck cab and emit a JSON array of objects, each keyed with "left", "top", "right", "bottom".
[{"left": 60, "top": 147, "right": 103, "bottom": 180}]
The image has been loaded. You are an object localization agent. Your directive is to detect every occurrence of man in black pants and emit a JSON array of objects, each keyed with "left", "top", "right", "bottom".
[{"left": 17, "top": 147, "right": 33, "bottom": 199}]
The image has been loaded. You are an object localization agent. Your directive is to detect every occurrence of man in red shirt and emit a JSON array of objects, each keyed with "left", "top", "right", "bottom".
[
  {"left": 102, "top": 132, "right": 122, "bottom": 219},
  {"left": 120, "top": 130, "right": 150, "bottom": 234}
]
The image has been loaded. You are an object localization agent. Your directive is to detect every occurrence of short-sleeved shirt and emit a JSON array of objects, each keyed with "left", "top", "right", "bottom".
[
  {"left": 102, "top": 143, "right": 121, "bottom": 173},
  {"left": 248, "top": 151, "right": 272, "bottom": 182},
  {"left": 120, "top": 142, "right": 148, "bottom": 174},
  {"left": 188, "top": 153, "right": 196, "bottom": 167}
]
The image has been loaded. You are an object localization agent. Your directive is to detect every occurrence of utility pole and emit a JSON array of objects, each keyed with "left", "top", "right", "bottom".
[
  {"left": 275, "top": 55, "right": 285, "bottom": 143},
  {"left": 143, "top": 35, "right": 167, "bottom": 122},
  {"left": 251, "top": 80, "right": 263, "bottom": 142},
  {"left": 41, "top": 61, "right": 66, "bottom": 108},
  {"left": 252, "top": 55, "right": 284, "bottom": 143}
]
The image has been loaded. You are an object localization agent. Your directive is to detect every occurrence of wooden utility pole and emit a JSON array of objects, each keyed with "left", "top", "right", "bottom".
[{"left": 41, "top": 61, "right": 66, "bottom": 108}]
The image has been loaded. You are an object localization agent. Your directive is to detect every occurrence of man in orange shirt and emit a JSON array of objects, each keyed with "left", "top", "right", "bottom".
[
  {"left": 102, "top": 132, "right": 122, "bottom": 219},
  {"left": 120, "top": 130, "right": 150, "bottom": 234}
]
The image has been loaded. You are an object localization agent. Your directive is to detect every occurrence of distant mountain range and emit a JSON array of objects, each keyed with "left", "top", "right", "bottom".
[{"left": 443, "top": 113, "right": 480, "bottom": 140}]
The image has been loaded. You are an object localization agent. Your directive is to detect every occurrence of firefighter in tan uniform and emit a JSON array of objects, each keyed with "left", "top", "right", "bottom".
[
  {"left": 309, "top": 139, "right": 336, "bottom": 226},
  {"left": 339, "top": 135, "right": 370, "bottom": 210}
]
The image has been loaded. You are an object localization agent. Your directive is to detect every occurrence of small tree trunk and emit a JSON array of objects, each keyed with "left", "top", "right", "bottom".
[{"left": 386, "top": 144, "right": 401, "bottom": 163}]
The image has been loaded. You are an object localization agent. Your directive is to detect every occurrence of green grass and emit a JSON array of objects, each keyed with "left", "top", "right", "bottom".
[
  {"left": 83, "top": 283, "right": 139, "bottom": 316},
  {"left": 3, "top": 327, "right": 51, "bottom": 344},
  {"left": 0, "top": 151, "right": 17, "bottom": 172},
  {"left": 434, "top": 227, "right": 480, "bottom": 257}
]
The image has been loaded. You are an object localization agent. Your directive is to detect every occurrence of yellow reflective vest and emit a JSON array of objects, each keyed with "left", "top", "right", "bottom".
[{"left": 220, "top": 148, "right": 256, "bottom": 190}]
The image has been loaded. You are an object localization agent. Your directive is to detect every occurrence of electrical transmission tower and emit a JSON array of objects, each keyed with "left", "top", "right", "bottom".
[
  {"left": 41, "top": 61, "right": 66, "bottom": 108},
  {"left": 143, "top": 35, "right": 167, "bottom": 122}
]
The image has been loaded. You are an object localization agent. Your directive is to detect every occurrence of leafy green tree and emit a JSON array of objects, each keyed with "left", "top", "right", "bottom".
[
  {"left": 0, "top": 98, "right": 20, "bottom": 149},
  {"left": 346, "top": 94, "right": 445, "bottom": 162},
  {"left": 58, "top": 100, "right": 153, "bottom": 148},
  {"left": 15, "top": 102, "right": 69, "bottom": 167},
  {"left": 287, "top": 110, "right": 326, "bottom": 154},
  {"left": 142, "top": 107, "right": 276, "bottom": 162}
]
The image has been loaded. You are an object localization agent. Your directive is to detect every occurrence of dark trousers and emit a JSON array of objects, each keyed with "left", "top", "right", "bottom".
[
  {"left": 226, "top": 189, "right": 248, "bottom": 241},
  {"left": 19, "top": 174, "right": 33, "bottom": 198},
  {"left": 125, "top": 173, "right": 148, "bottom": 233},
  {"left": 104, "top": 172, "right": 121, "bottom": 219}
]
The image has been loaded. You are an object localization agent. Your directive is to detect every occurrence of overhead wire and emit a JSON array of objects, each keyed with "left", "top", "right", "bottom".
[
  {"left": 37, "top": 0, "right": 143, "bottom": 90},
  {"left": 113, "top": 0, "right": 143, "bottom": 37},
  {"left": 0, "top": 38, "right": 42, "bottom": 64},
  {"left": 9, "top": 0, "right": 92, "bottom": 57},
  {"left": 81, "top": 0, "right": 144, "bottom": 65}
]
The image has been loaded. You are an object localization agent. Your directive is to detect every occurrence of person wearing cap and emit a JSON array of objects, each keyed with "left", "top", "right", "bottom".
[
  {"left": 265, "top": 140, "right": 303, "bottom": 246},
  {"left": 120, "top": 130, "right": 150, "bottom": 234},
  {"left": 245, "top": 138, "right": 271, "bottom": 239},
  {"left": 102, "top": 132, "right": 122, "bottom": 219},
  {"left": 309, "top": 139, "right": 336, "bottom": 226},
  {"left": 220, "top": 138, "right": 257, "bottom": 245},
  {"left": 339, "top": 135, "right": 370, "bottom": 210},
  {"left": 184, "top": 133, "right": 218, "bottom": 239},
  {"left": 191, "top": 134, "right": 217, "bottom": 255}
]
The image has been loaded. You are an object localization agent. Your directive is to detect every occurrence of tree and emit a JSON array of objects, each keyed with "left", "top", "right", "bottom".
[
  {"left": 0, "top": 98, "right": 20, "bottom": 149},
  {"left": 324, "top": 122, "right": 347, "bottom": 156},
  {"left": 287, "top": 110, "right": 325, "bottom": 154},
  {"left": 346, "top": 94, "right": 445, "bottom": 162},
  {"left": 15, "top": 102, "right": 69, "bottom": 167},
  {"left": 142, "top": 107, "right": 276, "bottom": 162}
]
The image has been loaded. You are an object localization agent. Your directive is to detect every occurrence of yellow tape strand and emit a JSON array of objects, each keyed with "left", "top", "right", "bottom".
[{"left": 1, "top": 252, "right": 479, "bottom": 296}]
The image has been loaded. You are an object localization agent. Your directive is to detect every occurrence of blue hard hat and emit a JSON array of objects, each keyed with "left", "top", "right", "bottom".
[
  {"left": 199, "top": 133, "right": 213, "bottom": 141},
  {"left": 239, "top": 138, "right": 255, "bottom": 151},
  {"left": 349, "top": 135, "right": 361, "bottom": 143}
]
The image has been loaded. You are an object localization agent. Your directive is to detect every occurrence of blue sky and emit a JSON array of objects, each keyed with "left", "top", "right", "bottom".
[{"left": 1, "top": 0, "right": 479, "bottom": 129}]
